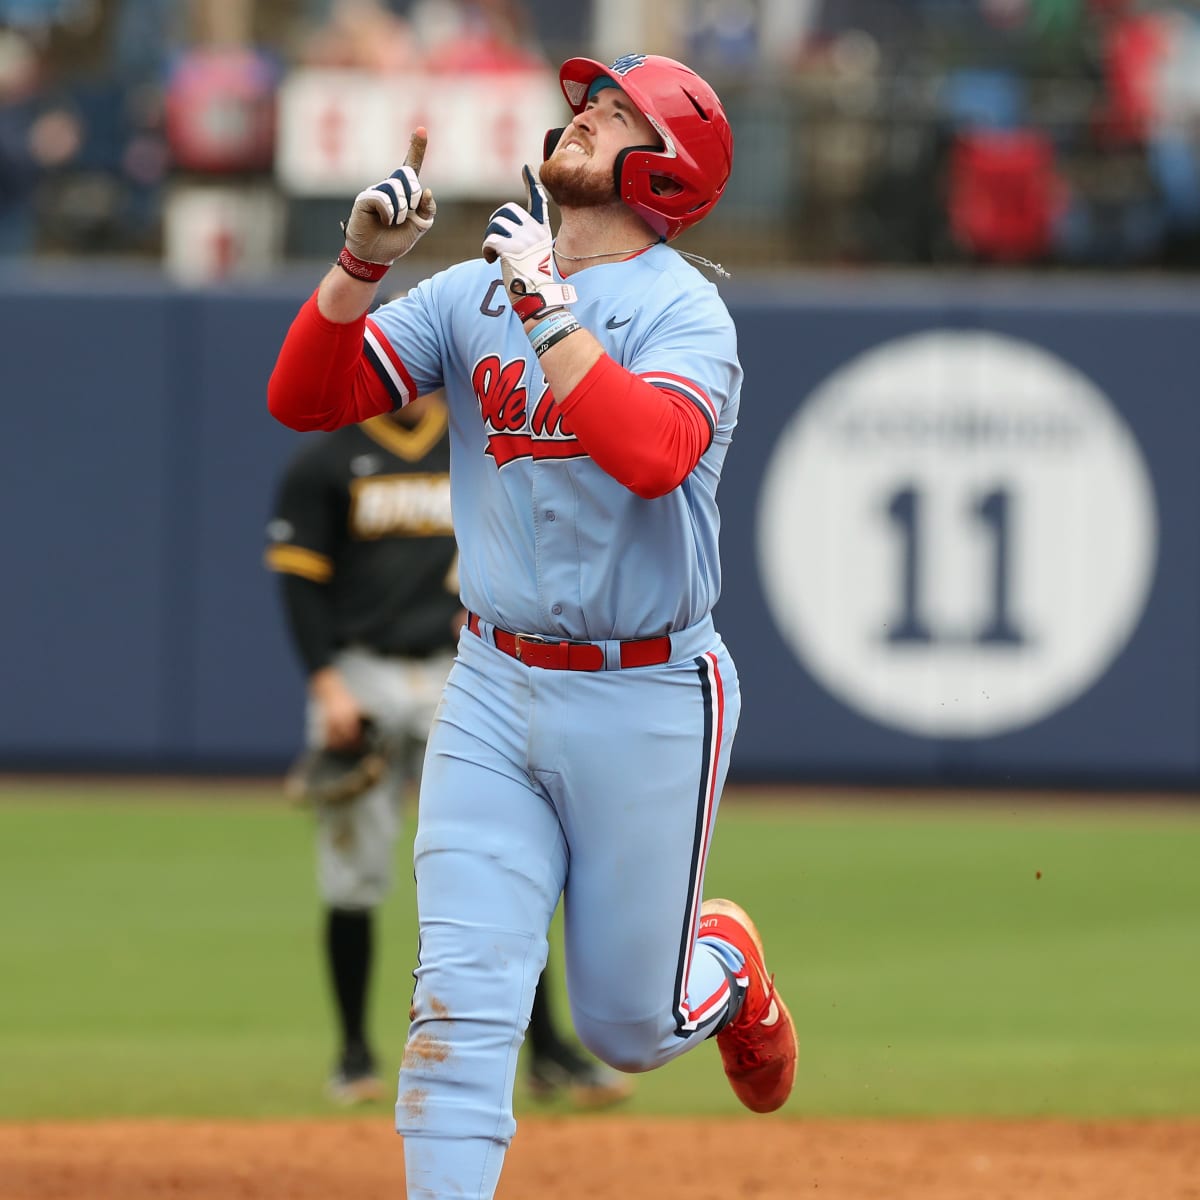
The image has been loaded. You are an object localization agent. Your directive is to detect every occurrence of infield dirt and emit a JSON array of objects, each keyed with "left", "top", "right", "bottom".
[{"left": 3, "top": 1116, "right": 1198, "bottom": 1199}]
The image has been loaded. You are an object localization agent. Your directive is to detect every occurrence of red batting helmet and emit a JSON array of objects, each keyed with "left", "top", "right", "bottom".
[{"left": 547, "top": 53, "right": 734, "bottom": 242}]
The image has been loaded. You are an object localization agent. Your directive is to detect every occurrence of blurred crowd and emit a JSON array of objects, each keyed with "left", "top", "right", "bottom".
[
  {"left": 3, "top": 0, "right": 1200, "bottom": 270},
  {"left": 0, "top": 0, "right": 553, "bottom": 260},
  {"left": 778, "top": 0, "right": 1200, "bottom": 267}
]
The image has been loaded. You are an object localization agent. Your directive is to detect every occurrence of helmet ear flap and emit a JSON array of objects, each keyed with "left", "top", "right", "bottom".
[
  {"left": 543, "top": 126, "right": 567, "bottom": 160},
  {"left": 612, "top": 144, "right": 637, "bottom": 202},
  {"left": 613, "top": 144, "right": 680, "bottom": 241}
]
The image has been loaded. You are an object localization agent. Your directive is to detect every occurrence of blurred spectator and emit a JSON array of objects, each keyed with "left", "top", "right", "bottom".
[
  {"left": 946, "top": 127, "right": 1069, "bottom": 260},
  {"left": 297, "top": 0, "right": 545, "bottom": 73},
  {"left": 1091, "top": 0, "right": 1168, "bottom": 146},
  {"left": 520, "top": 0, "right": 595, "bottom": 68},
  {"left": 0, "top": 26, "right": 81, "bottom": 255},
  {"left": 110, "top": 0, "right": 178, "bottom": 84},
  {"left": 157, "top": 0, "right": 288, "bottom": 282},
  {"left": 807, "top": 0, "right": 925, "bottom": 63},
  {"left": 31, "top": 74, "right": 171, "bottom": 254},
  {"left": 412, "top": 0, "right": 546, "bottom": 72},
  {"left": 685, "top": 0, "right": 760, "bottom": 73},
  {"left": 0, "top": 2, "right": 180, "bottom": 257},
  {"left": 1042, "top": 0, "right": 1182, "bottom": 266},
  {"left": 162, "top": 0, "right": 282, "bottom": 175},
  {"left": 0, "top": 0, "right": 90, "bottom": 37},
  {"left": 1131, "top": 7, "right": 1200, "bottom": 261},
  {"left": 298, "top": 0, "right": 419, "bottom": 72},
  {"left": 164, "top": 45, "right": 279, "bottom": 174}
]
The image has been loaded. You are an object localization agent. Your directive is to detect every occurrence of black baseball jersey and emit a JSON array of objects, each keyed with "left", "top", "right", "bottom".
[{"left": 265, "top": 403, "right": 459, "bottom": 670}]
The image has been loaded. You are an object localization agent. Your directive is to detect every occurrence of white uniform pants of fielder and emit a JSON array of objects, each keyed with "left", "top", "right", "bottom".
[{"left": 308, "top": 645, "right": 455, "bottom": 910}]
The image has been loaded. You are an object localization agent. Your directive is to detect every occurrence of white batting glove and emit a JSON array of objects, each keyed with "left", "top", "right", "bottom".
[
  {"left": 340, "top": 130, "right": 437, "bottom": 279},
  {"left": 482, "top": 164, "right": 576, "bottom": 320}
]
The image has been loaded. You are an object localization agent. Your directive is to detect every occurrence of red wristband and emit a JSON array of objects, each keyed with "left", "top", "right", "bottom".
[
  {"left": 336, "top": 246, "right": 391, "bottom": 283},
  {"left": 512, "top": 294, "right": 548, "bottom": 321}
]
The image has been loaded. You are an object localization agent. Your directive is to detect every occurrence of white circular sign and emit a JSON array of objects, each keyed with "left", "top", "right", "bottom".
[{"left": 756, "top": 330, "right": 1158, "bottom": 738}]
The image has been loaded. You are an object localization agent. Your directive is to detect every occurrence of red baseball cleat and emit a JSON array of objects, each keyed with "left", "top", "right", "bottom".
[{"left": 699, "top": 898, "right": 798, "bottom": 1113}]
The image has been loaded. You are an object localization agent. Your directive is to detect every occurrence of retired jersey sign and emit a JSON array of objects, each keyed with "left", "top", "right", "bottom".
[
  {"left": 756, "top": 330, "right": 1158, "bottom": 738},
  {"left": 275, "top": 69, "right": 562, "bottom": 197}
]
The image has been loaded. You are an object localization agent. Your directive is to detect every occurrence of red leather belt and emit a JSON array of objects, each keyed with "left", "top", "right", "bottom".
[{"left": 467, "top": 612, "right": 671, "bottom": 671}]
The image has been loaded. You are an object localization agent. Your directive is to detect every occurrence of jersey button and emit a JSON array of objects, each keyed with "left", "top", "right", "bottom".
[
  {"left": 552, "top": 604, "right": 563, "bottom": 615},
  {"left": 546, "top": 510, "right": 556, "bottom": 521}
]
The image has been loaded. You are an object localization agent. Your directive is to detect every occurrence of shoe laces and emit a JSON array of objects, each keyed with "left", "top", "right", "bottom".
[{"left": 728, "top": 973, "right": 779, "bottom": 1071}]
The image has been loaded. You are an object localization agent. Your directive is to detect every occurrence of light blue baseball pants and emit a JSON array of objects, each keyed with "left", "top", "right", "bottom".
[{"left": 395, "top": 622, "right": 743, "bottom": 1199}]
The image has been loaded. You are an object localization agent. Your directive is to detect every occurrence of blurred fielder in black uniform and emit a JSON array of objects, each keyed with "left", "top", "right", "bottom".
[{"left": 265, "top": 390, "right": 632, "bottom": 1109}]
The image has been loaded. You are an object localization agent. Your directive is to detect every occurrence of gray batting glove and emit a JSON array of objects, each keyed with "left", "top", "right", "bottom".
[
  {"left": 342, "top": 129, "right": 437, "bottom": 266},
  {"left": 482, "top": 164, "right": 576, "bottom": 320}
]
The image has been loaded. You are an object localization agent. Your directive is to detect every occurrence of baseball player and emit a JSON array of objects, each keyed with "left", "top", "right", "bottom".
[
  {"left": 267, "top": 51, "right": 797, "bottom": 1199},
  {"left": 265, "top": 390, "right": 633, "bottom": 1110}
]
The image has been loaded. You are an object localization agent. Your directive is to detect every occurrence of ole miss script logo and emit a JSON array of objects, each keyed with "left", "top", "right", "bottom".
[{"left": 472, "top": 355, "right": 583, "bottom": 466}]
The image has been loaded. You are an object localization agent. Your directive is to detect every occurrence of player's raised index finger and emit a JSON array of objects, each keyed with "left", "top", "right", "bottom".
[
  {"left": 404, "top": 128, "right": 428, "bottom": 173},
  {"left": 522, "top": 165, "right": 545, "bottom": 222}
]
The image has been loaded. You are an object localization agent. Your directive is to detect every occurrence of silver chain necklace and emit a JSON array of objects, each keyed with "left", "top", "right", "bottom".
[
  {"left": 552, "top": 241, "right": 656, "bottom": 263},
  {"left": 553, "top": 241, "right": 730, "bottom": 278}
]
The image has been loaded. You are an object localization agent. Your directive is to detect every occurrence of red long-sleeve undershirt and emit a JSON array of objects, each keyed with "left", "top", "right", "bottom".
[
  {"left": 555, "top": 355, "right": 711, "bottom": 498},
  {"left": 267, "top": 291, "right": 391, "bottom": 431},
  {"left": 267, "top": 291, "right": 712, "bottom": 497}
]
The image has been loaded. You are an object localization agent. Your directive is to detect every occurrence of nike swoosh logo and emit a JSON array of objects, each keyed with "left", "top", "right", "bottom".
[
  {"left": 606, "top": 315, "right": 632, "bottom": 330},
  {"left": 761, "top": 998, "right": 780, "bottom": 1027}
]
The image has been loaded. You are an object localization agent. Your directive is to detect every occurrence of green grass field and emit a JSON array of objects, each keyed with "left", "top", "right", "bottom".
[{"left": 1, "top": 780, "right": 1198, "bottom": 1121}]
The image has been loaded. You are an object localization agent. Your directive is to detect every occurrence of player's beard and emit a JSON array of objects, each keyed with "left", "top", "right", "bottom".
[{"left": 539, "top": 153, "right": 619, "bottom": 209}]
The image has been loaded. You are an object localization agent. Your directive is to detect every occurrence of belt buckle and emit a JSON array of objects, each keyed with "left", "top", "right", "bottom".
[{"left": 513, "top": 633, "right": 549, "bottom": 663}]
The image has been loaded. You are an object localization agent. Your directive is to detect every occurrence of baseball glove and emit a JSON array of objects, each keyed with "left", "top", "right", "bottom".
[{"left": 284, "top": 719, "right": 389, "bottom": 807}]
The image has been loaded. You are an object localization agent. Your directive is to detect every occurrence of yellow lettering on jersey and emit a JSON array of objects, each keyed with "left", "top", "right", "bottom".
[{"left": 349, "top": 473, "right": 453, "bottom": 539}]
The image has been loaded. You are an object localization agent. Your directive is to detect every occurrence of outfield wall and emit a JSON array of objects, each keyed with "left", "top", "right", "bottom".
[{"left": 2, "top": 268, "right": 1196, "bottom": 786}]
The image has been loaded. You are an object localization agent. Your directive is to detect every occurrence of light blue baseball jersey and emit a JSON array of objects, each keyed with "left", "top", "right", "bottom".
[{"left": 363, "top": 244, "right": 742, "bottom": 641}]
